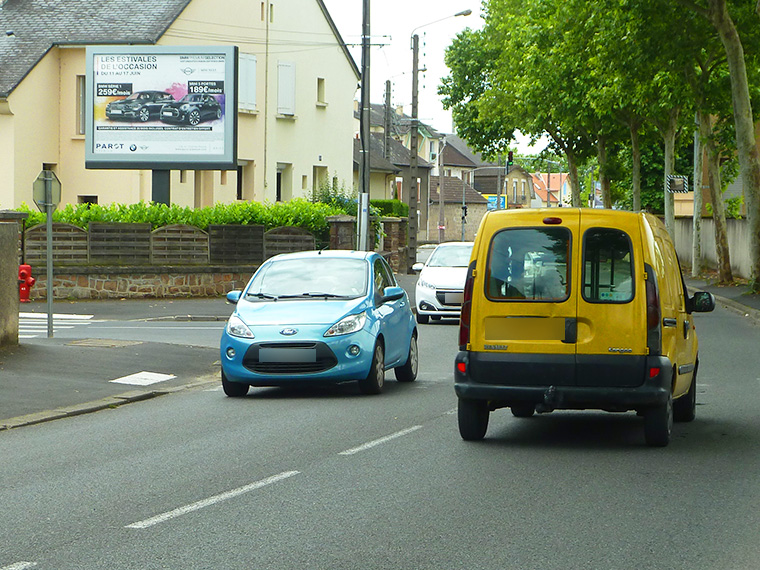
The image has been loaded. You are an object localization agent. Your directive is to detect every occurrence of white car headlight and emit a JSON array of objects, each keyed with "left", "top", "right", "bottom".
[
  {"left": 418, "top": 278, "right": 435, "bottom": 289},
  {"left": 324, "top": 312, "right": 366, "bottom": 337},
  {"left": 226, "top": 315, "right": 254, "bottom": 339}
]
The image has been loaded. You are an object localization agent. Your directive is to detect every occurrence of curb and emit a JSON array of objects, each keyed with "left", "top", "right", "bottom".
[{"left": 0, "top": 373, "right": 219, "bottom": 431}]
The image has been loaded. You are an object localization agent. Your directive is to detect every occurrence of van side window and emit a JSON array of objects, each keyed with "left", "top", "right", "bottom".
[
  {"left": 486, "top": 228, "right": 570, "bottom": 301},
  {"left": 583, "top": 228, "right": 633, "bottom": 303}
]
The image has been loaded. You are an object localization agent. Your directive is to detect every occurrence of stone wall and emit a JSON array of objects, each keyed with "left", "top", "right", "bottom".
[
  {"left": 0, "top": 223, "right": 19, "bottom": 346},
  {"left": 29, "top": 266, "right": 256, "bottom": 300}
]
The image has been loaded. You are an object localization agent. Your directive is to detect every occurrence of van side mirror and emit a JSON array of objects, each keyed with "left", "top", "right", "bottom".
[
  {"left": 689, "top": 291, "right": 715, "bottom": 313},
  {"left": 412, "top": 262, "right": 424, "bottom": 272}
]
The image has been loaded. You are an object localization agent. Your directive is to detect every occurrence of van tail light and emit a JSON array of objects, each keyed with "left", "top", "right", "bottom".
[
  {"left": 458, "top": 261, "right": 476, "bottom": 349},
  {"left": 646, "top": 278, "right": 660, "bottom": 330},
  {"left": 644, "top": 264, "right": 662, "bottom": 355}
]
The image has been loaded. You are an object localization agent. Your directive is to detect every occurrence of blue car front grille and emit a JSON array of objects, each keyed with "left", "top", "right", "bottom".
[{"left": 243, "top": 342, "right": 338, "bottom": 374}]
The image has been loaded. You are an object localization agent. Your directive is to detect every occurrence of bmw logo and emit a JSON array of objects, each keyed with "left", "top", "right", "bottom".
[
  {"left": 129, "top": 144, "right": 137, "bottom": 152},
  {"left": 280, "top": 328, "right": 298, "bottom": 336}
]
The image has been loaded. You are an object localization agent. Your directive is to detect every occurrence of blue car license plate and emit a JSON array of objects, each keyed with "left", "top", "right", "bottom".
[{"left": 259, "top": 348, "right": 316, "bottom": 363}]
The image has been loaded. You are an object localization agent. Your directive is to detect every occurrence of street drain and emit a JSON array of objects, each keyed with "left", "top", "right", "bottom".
[{"left": 67, "top": 339, "right": 144, "bottom": 348}]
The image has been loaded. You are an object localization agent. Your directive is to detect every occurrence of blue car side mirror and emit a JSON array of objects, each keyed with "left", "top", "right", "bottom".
[
  {"left": 381, "top": 286, "right": 405, "bottom": 303},
  {"left": 226, "top": 290, "right": 242, "bottom": 304}
]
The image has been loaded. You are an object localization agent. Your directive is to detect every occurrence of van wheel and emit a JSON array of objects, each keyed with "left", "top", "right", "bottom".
[
  {"left": 644, "top": 393, "right": 673, "bottom": 447},
  {"left": 511, "top": 404, "right": 535, "bottom": 418},
  {"left": 674, "top": 365, "right": 697, "bottom": 423},
  {"left": 458, "top": 398, "right": 489, "bottom": 441}
]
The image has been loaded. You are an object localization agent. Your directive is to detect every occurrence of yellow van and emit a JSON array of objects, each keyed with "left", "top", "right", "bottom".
[{"left": 455, "top": 208, "right": 715, "bottom": 446}]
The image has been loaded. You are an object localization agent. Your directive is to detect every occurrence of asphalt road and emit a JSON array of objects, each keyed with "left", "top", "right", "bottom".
[{"left": 2, "top": 306, "right": 760, "bottom": 569}]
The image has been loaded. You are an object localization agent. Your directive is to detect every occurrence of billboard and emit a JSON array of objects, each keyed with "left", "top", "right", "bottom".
[{"left": 85, "top": 45, "right": 237, "bottom": 170}]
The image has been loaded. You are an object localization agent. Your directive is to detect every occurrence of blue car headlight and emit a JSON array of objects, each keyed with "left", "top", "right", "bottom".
[
  {"left": 324, "top": 312, "right": 366, "bottom": 337},
  {"left": 226, "top": 315, "right": 254, "bottom": 339}
]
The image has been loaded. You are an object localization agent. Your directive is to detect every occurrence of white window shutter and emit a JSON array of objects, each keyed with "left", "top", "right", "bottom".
[
  {"left": 239, "top": 54, "right": 257, "bottom": 110},
  {"left": 278, "top": 61, "right": 296, "bottom": 115}
]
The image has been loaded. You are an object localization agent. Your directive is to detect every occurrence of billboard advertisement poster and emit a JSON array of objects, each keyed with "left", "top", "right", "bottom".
[{"left": 85, "top": 45, "right": 237, "bottom": 170}]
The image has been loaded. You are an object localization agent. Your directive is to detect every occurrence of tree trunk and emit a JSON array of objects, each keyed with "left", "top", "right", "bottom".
[
  {"left": 630, "top": 123, "right": 642, "bottom": 212},
  {"left": 658, "top": 107, "right": 680, "bottom": 238},
  {"left": 707, "top": 0, "right": 760, "bottom": 291},
  {"left": 692, "top": 112, "right": 704, "bottom": 278},
  {"left": 702, "top": 114, "right": 733, "bottom": 283},
  {"left": 597, "top": 135, "right": 612, "bottom": 209},
  {"left": 567, "top": 151, "right": 582, "bottom": 208}
]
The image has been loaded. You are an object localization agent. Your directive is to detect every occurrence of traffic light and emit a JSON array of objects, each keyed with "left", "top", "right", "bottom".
[{"left": 507, "top": 151, "right": 514, "bottom": 166}]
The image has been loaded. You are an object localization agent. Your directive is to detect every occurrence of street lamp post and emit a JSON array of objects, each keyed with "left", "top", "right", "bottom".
[{"left": 406, "top": 9, "right": 471, "bottom": 271}]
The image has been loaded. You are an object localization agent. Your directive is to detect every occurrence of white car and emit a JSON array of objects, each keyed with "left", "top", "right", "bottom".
[{"left": 412, "top": 242, "right": 474, "bottom": 324}]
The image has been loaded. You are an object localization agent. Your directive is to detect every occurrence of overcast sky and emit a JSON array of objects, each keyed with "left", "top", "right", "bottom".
[{"left": 321, "top": 0, "right": 482, "bottom": 132}]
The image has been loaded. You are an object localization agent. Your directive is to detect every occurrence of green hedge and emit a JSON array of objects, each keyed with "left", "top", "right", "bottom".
[
  {"left": 370, "top": 199, "right": 409, "bottom": 218},
  {"left": 16, "top": 199, "right": 347, "bottom": 244}
]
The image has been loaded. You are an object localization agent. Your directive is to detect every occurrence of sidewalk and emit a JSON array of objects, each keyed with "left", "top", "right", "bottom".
[{"left": 1, "top": 272, "right": 758, "bottom": 431}]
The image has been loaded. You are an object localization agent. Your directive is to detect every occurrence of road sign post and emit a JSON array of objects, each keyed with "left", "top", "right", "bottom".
[{"left": 33, "top": 170, "right": 61, "bottom": 338}]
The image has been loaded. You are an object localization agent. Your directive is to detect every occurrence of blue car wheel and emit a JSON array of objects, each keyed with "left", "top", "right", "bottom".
[
  {"left": 358, "top": 342, "right": 384, "bottom": 395},
  {"left": 222, "top": 369, "right": 250, "bottom": 398}
]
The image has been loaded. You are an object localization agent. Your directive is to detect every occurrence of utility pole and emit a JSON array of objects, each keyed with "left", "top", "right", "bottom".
[
  {"left": 438, "top": 136, "right": 446, "bottom": 243},
  {"left": 357, "top": 0, "right": 371, "bottom": 250},
  {"left": 384, "top": 80, "right": 392, "bottom": 161},
  {"left": 407, "top": 33, "right": 421, "bottom": 272}
]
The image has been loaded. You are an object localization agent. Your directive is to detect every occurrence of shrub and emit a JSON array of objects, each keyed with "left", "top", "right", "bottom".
[{"left": 371, "top": 199, "right": 409, "bottom": 218}]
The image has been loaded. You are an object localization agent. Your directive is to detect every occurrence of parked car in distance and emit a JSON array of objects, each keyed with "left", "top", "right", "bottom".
[
  {"left": 220, "top": 250, "right": 418, "bottom": 397},
  {"left": 455, "top": 208, "right": 716, "bottom": 447},
  {"left": 412, "top": 241, "right": 474, "bottom": 324},
  {"left": 160, "top": 93, "right": 222, "bottom": 126},
  {"left": 105, "top": 91, "right": 174, "bottom": 122}
]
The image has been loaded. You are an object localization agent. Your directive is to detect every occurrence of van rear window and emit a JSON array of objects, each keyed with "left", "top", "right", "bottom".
[
  {"left": 583, "top": 228, "right": 633, "bottom": 302},
  {"left": 486, "top": 228, "right": 570, "bottom": 301}
]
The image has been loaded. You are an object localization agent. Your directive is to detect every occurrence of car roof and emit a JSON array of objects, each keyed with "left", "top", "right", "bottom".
[{"left": 268, "top": 249, "right": 374, "bottom": 262}]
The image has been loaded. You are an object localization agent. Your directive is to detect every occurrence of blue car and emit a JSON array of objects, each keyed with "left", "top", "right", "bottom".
[{"left": 220, "top": 250, "right": 418, "bottom": 396}]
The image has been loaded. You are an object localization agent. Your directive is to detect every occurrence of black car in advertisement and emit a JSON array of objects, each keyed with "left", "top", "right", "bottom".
[
  {"left": 106, "top": 91, "right": 174, "bottom": 122},
  {"left": 160, "top": 94, "right": 223, "bottom": 126}
]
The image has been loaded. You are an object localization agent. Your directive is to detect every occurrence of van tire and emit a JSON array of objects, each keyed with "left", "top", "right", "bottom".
[
  {"left": 458, "top": 398, "right": 489, "bottom": 441},
  {"left": 644, "top": 393, "right": 673, "bottom": 447},
  {"left": 511, "top": 404, "right": 535, "bottom": 418},
  {"left": 673, "top": 365, "right": 697, "bottom": 423}
]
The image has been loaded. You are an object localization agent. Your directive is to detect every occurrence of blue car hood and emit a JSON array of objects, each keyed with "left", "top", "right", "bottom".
[{"left": 234, "top": 297, "right": 368, "bottom": 326}]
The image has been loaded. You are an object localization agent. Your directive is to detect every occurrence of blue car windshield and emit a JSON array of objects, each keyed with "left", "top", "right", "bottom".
[{"left": 246, "top": 257, "right": 368, "bottom": 299}]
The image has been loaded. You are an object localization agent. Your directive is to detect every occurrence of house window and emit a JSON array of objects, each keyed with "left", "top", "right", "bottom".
[
  {"left": 521, "top": 180, "right": 526, "bottom": 200},
  {"left": 78, "top": 195, "right": 98, "bottom": 205},
  {"left": 237, "top": 165, "right": 244, "bottom": 200},
  {"left": 513, "top": 180, "right": 517, "bottom": 202},
  {"left": 317, "top": 77, "right": 326, "bottom": 105},
  {"left": 277, "top": 61, "right": 296, "bottom": 115},
  {"left": 76, "top": 75, "right": 86, "bottom": 135},
  {"left": 261, "top": 1, "right": 265, "bottom": 20},
  {"left": 239, "top": 54, "right": 257, "bottom": 111}
]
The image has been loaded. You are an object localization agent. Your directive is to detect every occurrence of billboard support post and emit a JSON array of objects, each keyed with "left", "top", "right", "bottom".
[{"left": 152, "top": 170, "right": 171, "bottom": 205}]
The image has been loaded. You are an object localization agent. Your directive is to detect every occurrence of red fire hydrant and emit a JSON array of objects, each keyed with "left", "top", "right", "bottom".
[{"left": 18, "top": 264, "right": 35, "bottom": 303}]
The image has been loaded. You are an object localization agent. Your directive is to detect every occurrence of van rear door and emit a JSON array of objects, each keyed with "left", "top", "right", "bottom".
[
  {"left": 575, "top": 211, "right": 648, "bottom": 388},
  {"left": 473, "top": 210, "right": 581, "bottom": 387}
]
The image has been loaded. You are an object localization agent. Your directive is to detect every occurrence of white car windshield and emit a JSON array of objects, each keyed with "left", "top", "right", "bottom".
[
  {"left": 427, "top": 244, "right": 473, "bottom": 268},
  {"left": 246, "top": 257, "right": 368, "bottom": 299}
]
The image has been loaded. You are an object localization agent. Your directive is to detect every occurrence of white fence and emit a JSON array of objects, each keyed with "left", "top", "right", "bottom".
[{"left": 674, "top": 217, "right": 751, "bottom": 278}]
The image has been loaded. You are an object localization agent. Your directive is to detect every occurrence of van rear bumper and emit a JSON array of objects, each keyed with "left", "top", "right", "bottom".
[{"left": 454, "top": 351, "right": 673, "bottom": 411}]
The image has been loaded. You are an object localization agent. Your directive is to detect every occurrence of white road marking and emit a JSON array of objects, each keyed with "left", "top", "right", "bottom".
[
  {"left": 0, "top": 562, "right": 38, "bottom": 570},
  {"left": 110, "top": 371, "right": 176, "bottom": 386},
  {"left": 338, "top": 425, "right": 423, "bottom": 456},
  {"left": 126, "top": 470, "right": 300, "bottom": 529},
  {"left": 20, "top": 313, "right": 93, "bottom": 320},
  {"left": 18, "top": 313, "right": 94, "bottom": 338}
]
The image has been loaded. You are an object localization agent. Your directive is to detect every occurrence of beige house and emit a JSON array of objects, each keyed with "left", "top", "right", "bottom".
[{"left": 0, "top": 0, "right": 359, "bottom": 210}]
